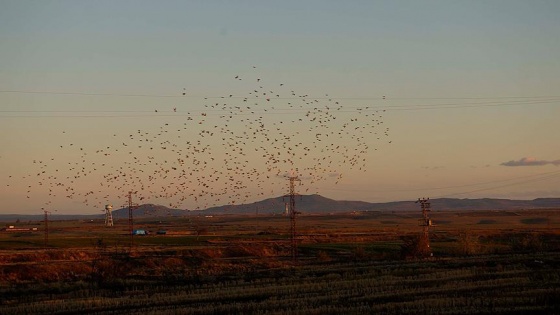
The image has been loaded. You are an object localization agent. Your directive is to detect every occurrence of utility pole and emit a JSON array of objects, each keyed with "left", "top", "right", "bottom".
[
  {"left": 416, "top": 198, "right": 433, "bottom": 257},
  {"left": 123, "top": 191, "right": 139, "bottom": 247},
  {"left": 43, "top": 209, "right": 50, "bottom": 248}
]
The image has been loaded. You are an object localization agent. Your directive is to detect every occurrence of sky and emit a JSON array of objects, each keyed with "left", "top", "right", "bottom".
[{"left": 1, "top": 1, "right": 559, "bottom": 214}]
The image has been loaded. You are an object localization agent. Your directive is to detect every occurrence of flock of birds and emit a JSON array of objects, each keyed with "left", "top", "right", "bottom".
[{"left": 6, "top": 68, "right": 390, "bottom": 213}]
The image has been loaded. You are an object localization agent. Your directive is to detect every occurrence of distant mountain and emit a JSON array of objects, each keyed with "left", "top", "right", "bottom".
[
  {"left": 202, "top": 194, "right": 380, "bottom": 215},
  {"left": 423, "top": 198, "right": 560, "bottom": 212},
  {"left": 199, "top": 195, "right": 560, "bottom": 215},
  {"left": 0, "top": 204, "right": 189, "bottom": 222},
  {"left": 0, "top": 196, "right": 559, "bottom": 222}
]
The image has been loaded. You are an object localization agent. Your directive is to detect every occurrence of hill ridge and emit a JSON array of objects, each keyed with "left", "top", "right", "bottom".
[{"left": 1, "top": 195, "right": 559, "bottom": 221}]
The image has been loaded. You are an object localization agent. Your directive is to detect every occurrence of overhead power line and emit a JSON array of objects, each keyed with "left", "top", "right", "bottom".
[
  {"left": 1, "top": 97, "right": 558, "bottom": 112},
  {"left": 1, "top": 89, "right": 559, "bottom": 100},
  {"left": 0, "top": 90, "right": 185, "bottom": 98},
  {"left": 322, "top": 170, "right": 560, "bottom": 195},
  {"left": 434, "top": 171, "right": 560, "bottom": 198},
  {"left": 0, "top": 95, "right": 558, "bottom": 118}
]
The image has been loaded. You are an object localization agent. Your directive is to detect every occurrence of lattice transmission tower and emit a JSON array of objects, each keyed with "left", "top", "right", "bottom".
[
  {"left": 122, "top": 191, "right": 139, "bottom": 247},
  {"left": 284, "top": 175, "right": 301, "bottom": 263},
  {"left": 416, "top": 197, "right": 433, "bottom": 257}
]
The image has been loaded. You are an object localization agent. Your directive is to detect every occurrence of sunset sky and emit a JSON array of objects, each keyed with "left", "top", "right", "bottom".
[{"left": 1, "top": 1, "right": 559, "bottom": 214}]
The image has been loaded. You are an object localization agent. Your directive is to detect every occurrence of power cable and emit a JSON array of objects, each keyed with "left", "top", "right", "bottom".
[{"left": 321, "top": 170, "right": 560, "bottom": 194}]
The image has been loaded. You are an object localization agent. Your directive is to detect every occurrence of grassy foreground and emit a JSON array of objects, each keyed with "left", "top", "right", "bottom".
[
  {"left": 1, "top": 252, "right": 559, "bottom": 314},
  {"left": 1, "top": 210, "right": 559, "bottom": 314}
]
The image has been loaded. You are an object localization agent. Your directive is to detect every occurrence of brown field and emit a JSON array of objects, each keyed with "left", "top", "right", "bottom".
[{"left": 1, "top": 209, "right": 560, "bottom": 314}]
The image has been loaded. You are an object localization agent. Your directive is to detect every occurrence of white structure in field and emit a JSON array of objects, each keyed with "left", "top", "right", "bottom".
[{"left": 104, "top": 204, "right": 114, "bottom": 227}]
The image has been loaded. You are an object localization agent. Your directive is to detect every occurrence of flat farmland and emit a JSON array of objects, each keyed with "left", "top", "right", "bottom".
[
  {"left": 1, "top": 209, "right": 559, "bottom": 314},
  {"left": 2, "top": 209, "right": 558, "bottom": 247}
]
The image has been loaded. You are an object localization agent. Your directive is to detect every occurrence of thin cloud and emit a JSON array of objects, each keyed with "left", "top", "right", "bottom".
[
  {"left": 421, "top": 166, "right": 445, "bottom": 170},
  {"left": 501, "top": 157, "right": 560, "bottom": 167}
]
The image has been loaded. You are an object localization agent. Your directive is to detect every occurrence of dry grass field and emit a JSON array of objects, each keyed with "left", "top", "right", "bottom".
[{"left": 1, "top": 209, "right": 559, "bottom": 314}]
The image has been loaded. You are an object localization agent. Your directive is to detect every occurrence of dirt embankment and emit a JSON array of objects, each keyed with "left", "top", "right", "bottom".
[
  {"left": 0, "top": 250, "right": 96, "bottom": 265},
  {"left": 0, "top": 243, "right": 288, "bottom": 283}
]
